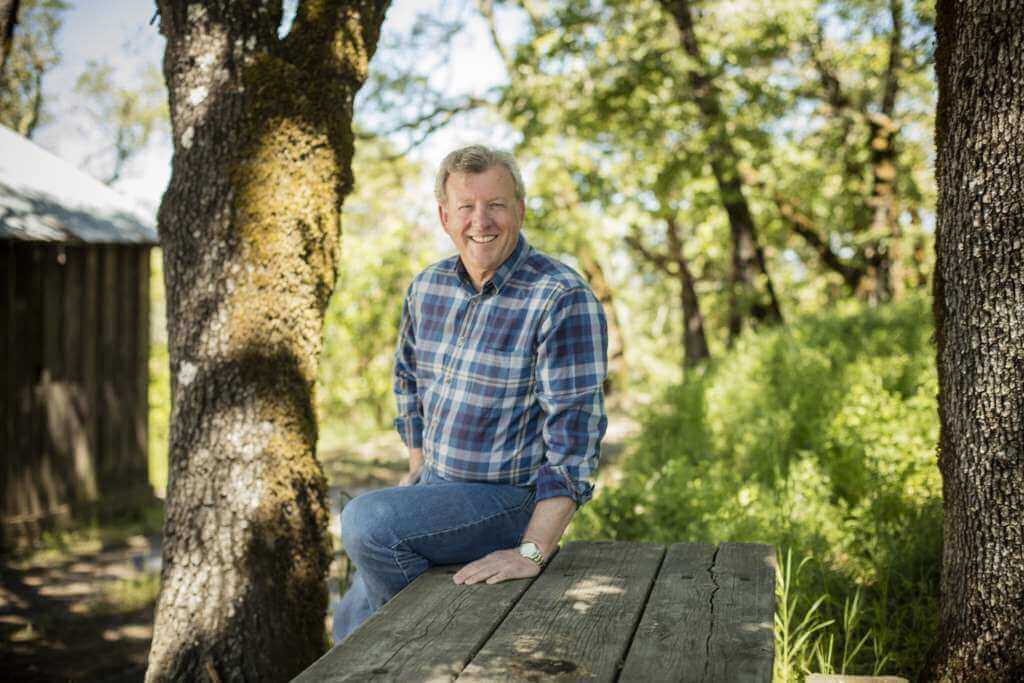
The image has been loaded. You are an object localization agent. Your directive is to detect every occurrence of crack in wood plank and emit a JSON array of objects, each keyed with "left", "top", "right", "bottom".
[{"left": 703, "top": 545, "right": 721, "bottom": 683}]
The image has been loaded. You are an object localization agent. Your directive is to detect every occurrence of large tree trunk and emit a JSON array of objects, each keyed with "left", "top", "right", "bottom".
[
  {"left": 929, "top": 1, "right": 1024, "bottom": 679},
  {"left": 660, "top": 0, "right": 783, "bottom": 345},
  {"left": 146, "top": 2, "right": 389, "bottom": 681},
  {"left": 0, "top": 0, "right": 18, "bottom": 73}
]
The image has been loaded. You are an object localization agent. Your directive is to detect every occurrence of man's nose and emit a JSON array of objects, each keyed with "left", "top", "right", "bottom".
[{"left": 471, "top": 204, "right": 491, "bottom": 226}]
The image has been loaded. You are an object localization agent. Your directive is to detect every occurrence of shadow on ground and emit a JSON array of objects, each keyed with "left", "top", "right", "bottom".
[{"left": 1, "top": 411, "right": 638, "bottom": 681}]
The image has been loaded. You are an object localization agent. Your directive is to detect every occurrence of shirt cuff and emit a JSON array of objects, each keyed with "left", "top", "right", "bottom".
[
  {"left": 535, "top": 463, "right": 594, "bottom": 507},
  {"left": 394, "top": 415, "right": 423, "bottom": 449}
]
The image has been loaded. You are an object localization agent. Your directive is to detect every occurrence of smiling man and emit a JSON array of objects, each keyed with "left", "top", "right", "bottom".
[{"left": 332, "top": 145, "right": 608, "bottom": 643}]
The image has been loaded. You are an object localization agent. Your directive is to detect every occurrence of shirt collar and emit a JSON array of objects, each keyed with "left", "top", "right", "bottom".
[{"left": 452, "top": 232, "right": 531, "bottom": 295}]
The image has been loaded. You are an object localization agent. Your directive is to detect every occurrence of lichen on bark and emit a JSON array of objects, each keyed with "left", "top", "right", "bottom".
[{"left": 146, "top": 2, "right": 391, "bottom": 681}]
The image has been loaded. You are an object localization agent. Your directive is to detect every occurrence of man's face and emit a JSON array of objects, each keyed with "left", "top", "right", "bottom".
[{"left": 439, "top": 166, "right": 525, "bottom": 289}]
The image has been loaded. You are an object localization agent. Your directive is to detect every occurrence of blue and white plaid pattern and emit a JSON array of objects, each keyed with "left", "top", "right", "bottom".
[{"left": 394, "top": 235, "right": 608, "bottom": 506}]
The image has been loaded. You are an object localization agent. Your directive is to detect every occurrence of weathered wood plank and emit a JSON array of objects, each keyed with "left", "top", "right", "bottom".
[
  {"left": 705, "top": 542, "right": 776, "bottom": 683},
  {"left": 458, "top": 541, "right": 665, "bottom": 682},
  {"left": 618, "top": 542, "right": 717, "bottom": 682},
  {"left": 294, "top": 566, "right": 535, "bottom": 683},
  {"left": 118, "top": 245, "right": 137, "bottom": 484},
  {"left": 42, "top": 245, "right": 71, "bottom": 514},
  {"left": 27, "top": 245, "right": 47, "bottom": 528},
  {"left": 98, "top": 245, "right": 119, "bottom": 487},
  {"left": 82, "top": 247, "right": 99, "bottom": 493},
  {"left": 64, "top": 247, "right": 98, "bottom": 504}
]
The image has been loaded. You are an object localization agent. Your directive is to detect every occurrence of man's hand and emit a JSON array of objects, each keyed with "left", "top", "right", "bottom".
[
  {"left": 397, "top": 467, "right": 421, "bottom": 487},
  {"left": 452, "top": 549, "right": 541, "bottom": 585},
  {"left": 399, "top": 447, "right": 424, "bottom": 486}
]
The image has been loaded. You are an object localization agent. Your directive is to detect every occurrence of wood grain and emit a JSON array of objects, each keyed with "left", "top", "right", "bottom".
[
  {"left": 705, "top": 542, "right": 776, "bottom": 682},
  {"left": 458, "top": 541, "right": 665, "bottom": 682},
  {"left": 294, "top": 566, "right": 535, "bottom": 682},
  {"left": 619, "top": 542, "right": 717, "bottom": 682}
]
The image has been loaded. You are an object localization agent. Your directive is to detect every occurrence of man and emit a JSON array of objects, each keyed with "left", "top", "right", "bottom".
[{"left": 332, "top": 145, "right": 608, "bottom": 642}]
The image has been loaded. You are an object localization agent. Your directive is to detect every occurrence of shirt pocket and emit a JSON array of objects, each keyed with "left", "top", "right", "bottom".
[
  {"left": 471, "top": 346, "right": 535, "bottom": 407},
  {"left": 480, "top": 304, "right": 532, "bottom": 352}
]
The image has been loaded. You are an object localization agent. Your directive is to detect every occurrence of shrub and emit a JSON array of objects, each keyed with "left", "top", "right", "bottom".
[{"left": 571, "top": 297, "right": 941, "bottom": 678}]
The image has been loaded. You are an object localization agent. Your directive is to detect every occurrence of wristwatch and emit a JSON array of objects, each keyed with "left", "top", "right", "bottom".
[{"left": 518, "top": 541, "right": 546, "bottom": 567}]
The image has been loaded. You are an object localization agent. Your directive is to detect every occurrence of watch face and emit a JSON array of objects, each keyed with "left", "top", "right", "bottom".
[{"left": 519, "top": 542, "right": 543, "bottom": 563}]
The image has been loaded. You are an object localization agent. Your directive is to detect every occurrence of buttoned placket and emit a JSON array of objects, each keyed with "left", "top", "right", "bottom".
[{"left": 443, "top": 294, "right": 483, "bottom": 387}]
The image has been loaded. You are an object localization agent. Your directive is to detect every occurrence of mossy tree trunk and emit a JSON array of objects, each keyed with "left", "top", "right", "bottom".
[
  {"left": 930, "top": 1, "right": 1024, "bottom": 679},
  {"left": 146, "top": 2, "right": 389, "bottom": 681}
]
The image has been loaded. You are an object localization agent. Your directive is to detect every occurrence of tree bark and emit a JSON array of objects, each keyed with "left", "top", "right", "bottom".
[
  {"left": 626, "top": 220, "right": 710, "bottom": 367},
  {"left": 660, "top": 0, "right": 783, "bottom": 345},
  {"left": 146, "top": 2, "right": 389, "bottom": 681},
  {"left": 863, "top": 0, "right": 904, "bottom": 303},
  {"left": 666, "top": 217, "right": 710, "bottom": 366},
  {"left": 578, "top": 247, "right": 627, "bottom": 394},
  {"left": 0, "top": 0, "right": 18, "bottom": 73},
  {"left": 929, "top": 1, "right": 1024, "bottom": 679}
]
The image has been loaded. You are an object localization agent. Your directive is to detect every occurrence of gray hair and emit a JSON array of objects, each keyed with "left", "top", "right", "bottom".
[{"left": 434, "top": 145, "right": 526, "bottom": 205}]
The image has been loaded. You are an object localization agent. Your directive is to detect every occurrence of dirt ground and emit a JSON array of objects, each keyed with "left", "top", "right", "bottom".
[{"left": 1, "top": 413, "right": 637, "bottom": 682}]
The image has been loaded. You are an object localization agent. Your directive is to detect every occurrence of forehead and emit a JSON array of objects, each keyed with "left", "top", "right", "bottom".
[{"left": 444, "top": 166, "right": 517, "bottom": 201}]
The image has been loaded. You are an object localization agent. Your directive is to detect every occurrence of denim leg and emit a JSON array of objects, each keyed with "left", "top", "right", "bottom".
[
  {"left": 332, "top": 470, "right": 535, "bottom": 643},
  {"left": 331, "top": 571, "right": 372, "bottom": 644}
]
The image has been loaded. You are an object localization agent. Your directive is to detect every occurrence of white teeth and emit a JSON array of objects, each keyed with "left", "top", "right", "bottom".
[{"left": 469, "top": 235, "right": 497, "bottom": 243}]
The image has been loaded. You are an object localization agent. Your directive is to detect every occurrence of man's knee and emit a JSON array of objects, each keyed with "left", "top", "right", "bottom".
[{"left": 341, "top": 492, "right": 399, "bottom": 560}]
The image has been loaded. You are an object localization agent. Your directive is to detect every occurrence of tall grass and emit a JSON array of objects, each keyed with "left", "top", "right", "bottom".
[{"left": 571, "top": 297, "right": 941, "bottom": 678}]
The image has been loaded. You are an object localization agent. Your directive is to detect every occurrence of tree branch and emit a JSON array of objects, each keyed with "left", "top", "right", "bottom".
[
  {"left": 477, "top": 0, "right": 511, "bottom": 70},
  {"left": 625, "top": 229, "right": 674, "bottom": 275},
  {"left": 774, "top": 192, "right": 865, "bottom": 291}
]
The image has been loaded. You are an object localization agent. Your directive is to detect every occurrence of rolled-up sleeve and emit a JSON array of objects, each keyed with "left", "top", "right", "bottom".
[
  {"left": 393, "top": 289, "right": 423, "bottom": 448},
  {"left": 534, "top": 286, "right": 608, "bottom": 507}
]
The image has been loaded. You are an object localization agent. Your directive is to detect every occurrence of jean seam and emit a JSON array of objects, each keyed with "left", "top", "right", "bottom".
[{"left": 390, "top": 488, "right": 535, "bottom": 559}]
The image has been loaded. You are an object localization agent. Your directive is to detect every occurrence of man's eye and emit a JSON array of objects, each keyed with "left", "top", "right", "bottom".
[
  {"left": 458, "top": 205, "right": 472, "bottom": 211},
  {"left": 489, "top": 203, "right": 506, "bottom": 209}
]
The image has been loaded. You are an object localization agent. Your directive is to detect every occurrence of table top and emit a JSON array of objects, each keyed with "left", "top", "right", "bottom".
[{"left": 295, "top": 540, "right": 776, "bottom": 682}]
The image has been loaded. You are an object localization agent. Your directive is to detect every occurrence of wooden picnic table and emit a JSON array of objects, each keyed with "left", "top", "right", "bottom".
[{"left": 294, "top": 541, "right": 776, "bottom": 682}]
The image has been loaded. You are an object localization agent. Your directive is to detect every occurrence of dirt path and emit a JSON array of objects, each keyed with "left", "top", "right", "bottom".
[{"left": 1, "top": 411, "right": 638, "bottom": 681}]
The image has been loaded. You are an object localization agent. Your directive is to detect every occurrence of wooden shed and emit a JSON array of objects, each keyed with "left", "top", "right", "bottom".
[{"left": 1, "top": 124, "right": 159, "bottom": 549}]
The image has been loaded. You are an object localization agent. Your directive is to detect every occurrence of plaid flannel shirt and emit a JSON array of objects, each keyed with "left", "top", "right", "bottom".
[{"left": 393, "top": 234, "right": 608, "bottom": 506}]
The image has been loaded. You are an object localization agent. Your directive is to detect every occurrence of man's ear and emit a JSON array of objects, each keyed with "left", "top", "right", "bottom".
[{"left": 438, "top": 203, "right": 448, "bottom": 230}]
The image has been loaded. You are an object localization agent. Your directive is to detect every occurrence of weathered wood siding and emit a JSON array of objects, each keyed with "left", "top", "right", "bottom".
[{"left": 1, "top": 241, "right": 154, "bottom": 549}]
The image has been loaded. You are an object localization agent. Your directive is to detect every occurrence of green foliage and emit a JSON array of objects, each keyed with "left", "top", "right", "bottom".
[
  {"left": 0, "top": 0, "right": 68, "bottom": 137},
  {"left": 571, "top": 297, "right": 941, "bottom": 677},
  {"left": 88, "top": 572, "right": 161, "bottom": 616},
  {"left": 316, "top": 137, "right": 440, "bottom": 447},
  {"left": 74, "top": 60, "right": 169, "bottom": 184},
  {"left": 149, "top": 250, "right": 170, "bottom": 497}
]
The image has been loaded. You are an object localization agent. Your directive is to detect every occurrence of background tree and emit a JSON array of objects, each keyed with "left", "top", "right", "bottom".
[
  {"left": 929, "top": 0, "right": 1024, "bottom": 678},
  {"left": 146, "top": 1, "right": 389, "bottom": 680},
  {"left": 0, "top": 0, "right": 65, "bottom": 137},
  {"left": 73, "top": 60, "right": 168, "bottom": 184},
  {"left": 0, "top": 0, "right": 19, "bottom": 71},
  {"left": 317, "top": 136, "right": 437, "bottom": 436}
]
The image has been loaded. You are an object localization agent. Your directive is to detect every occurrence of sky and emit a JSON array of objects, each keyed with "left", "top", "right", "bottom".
[{"left": 35, "top": 0, "right": 516, "bottom": 220}]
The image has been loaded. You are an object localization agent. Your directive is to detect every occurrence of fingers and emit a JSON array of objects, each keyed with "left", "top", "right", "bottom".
[{"left": 453, "top": 551, "right": 538, "bottom": 586}]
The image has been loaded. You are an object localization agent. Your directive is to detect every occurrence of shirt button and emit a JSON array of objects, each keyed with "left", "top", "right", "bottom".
[{"left": 457, "top": 337, "right": 465, "bottom": 346}]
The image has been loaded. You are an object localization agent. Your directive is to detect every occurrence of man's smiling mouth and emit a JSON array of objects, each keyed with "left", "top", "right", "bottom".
[{"left": 469, "top": 235, "right": 498, "bottom": 243}]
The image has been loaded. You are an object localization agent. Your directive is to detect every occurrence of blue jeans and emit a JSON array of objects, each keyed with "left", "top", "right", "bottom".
[{"left": 332, "top": 467, "right": 536, "bottom": 643}]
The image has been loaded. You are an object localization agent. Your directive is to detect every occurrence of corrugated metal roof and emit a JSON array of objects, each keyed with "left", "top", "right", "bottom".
[{"left": 0, "top": 124, "right": 159, "bottom": 244}]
